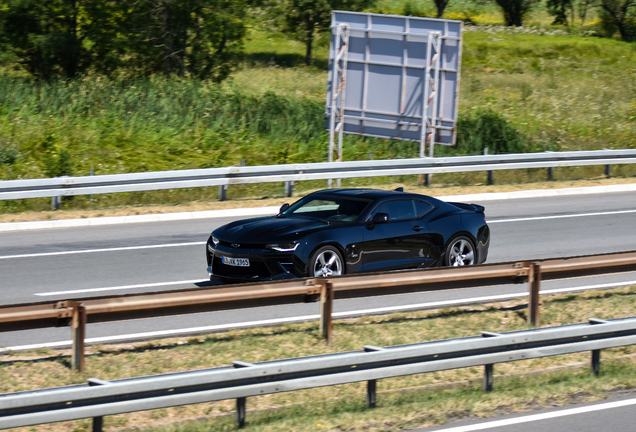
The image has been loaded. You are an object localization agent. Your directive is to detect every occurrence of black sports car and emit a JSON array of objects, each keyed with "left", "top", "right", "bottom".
[{"left": 206, "top": 188, "right": 490, "bottom": 282}]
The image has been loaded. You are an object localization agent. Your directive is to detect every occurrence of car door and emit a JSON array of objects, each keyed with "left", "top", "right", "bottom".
[{"left": 358, "top": 199, "right": 435, "bottom": 272}]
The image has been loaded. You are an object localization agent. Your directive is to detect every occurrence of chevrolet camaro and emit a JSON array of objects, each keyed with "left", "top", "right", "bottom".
[{"left": 206, "top": 188, "right": 490, "bottom": 282}]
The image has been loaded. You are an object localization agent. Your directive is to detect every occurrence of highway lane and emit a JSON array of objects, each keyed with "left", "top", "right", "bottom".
[
  {"left": 1, "top": 190, "right": 635, "bottom": 349},
  {"left": 417, "top": 391, "right": 636, "bottom": 432}
]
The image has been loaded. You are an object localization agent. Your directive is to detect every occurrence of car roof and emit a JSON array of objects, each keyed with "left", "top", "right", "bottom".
[{"left": 309, "top": 188, "right": 436, "bottom": 201}]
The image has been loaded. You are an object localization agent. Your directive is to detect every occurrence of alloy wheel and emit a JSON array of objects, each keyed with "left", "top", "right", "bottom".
[
  {"left": 313, "top": 248, "right": 343, "bottom": 277},
  {"left": 448, "top": 238, "right": 475, "bottom": 266}
]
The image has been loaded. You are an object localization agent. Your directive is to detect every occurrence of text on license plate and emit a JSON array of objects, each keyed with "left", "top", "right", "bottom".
[{"left": 222, "top": 256, "right": 250, "bottom": 267}]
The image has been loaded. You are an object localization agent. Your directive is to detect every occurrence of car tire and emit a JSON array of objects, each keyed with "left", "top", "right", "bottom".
[
  {"left": 308, "top": 246, "right": 344, "bottom": 277},
  {"left": 444, "top": 236, "right": 476, "bottom": 267}
]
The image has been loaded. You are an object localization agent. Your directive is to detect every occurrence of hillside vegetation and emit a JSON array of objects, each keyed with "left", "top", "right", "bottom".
[{"left": 0, "top": 19, "right": 635, "bottom": 212}]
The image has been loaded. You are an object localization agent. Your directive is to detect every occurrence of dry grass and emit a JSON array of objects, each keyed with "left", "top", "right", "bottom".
[{"left": 2, "top": 286, "right": 636, "bottom": 431}]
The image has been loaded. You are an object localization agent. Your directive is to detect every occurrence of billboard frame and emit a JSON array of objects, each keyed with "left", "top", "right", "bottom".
[{"left": 326, "top": 11, "right": 463, "bottom": 162}]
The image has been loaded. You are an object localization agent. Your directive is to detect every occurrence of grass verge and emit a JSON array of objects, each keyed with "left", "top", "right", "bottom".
[{"left": 2, "top": 286, "right": 636, "bottom": 431}]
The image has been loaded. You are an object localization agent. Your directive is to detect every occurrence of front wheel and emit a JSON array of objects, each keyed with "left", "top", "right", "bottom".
[
  {"left": 444, "top": 236, "right": 476, "bottom": 267},
  {"left": 308, "top": 246, "right": 344, "bottom": 277}
]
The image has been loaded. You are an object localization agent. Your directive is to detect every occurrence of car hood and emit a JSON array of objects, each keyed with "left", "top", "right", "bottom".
[{"left": 213, "top": 216, "right": 329, "bottom": 243}]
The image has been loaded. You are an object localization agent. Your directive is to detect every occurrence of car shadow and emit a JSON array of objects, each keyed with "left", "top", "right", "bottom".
[{"left": 194, "top": 277, "right": 227, "bottom": 287}]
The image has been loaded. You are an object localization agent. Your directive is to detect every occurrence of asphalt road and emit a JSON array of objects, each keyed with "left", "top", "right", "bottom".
[
  {"left": 418, "top": 391, "right": 636, "bottom": 432},
  {"left": 1, "top": 190, "right": 636, "bottom": 350}
]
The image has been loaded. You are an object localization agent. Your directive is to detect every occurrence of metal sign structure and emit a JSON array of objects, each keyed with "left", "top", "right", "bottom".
[{"left": 325, "top": 11, "right": 463, "bottom": 161}]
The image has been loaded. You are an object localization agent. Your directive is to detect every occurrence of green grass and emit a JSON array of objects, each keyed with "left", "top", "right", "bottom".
[
  {"left": 2, "top": 286, "right": 636, "bottom": 431},
  {"left": 0, "top": 24, "right": 635, "bottom": 215}
]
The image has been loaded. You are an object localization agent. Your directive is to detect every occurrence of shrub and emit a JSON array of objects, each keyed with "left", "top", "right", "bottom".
[
  {"left": 0, "top": 140, "right": 18, "bottom": 165},
  {"left": 43, "top": 148, "right": 73, "bottom": 178},
  {"left": 456, "top": 108, "right": 529, "bottom": 154}
]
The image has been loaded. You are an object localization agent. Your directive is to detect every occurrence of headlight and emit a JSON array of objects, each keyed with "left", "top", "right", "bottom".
[
  {"left": 266, "top": 243, "right": 299, "bottom": 252},
  {"left": 211, "top": 236, "right": 219, "bottom": 246}
]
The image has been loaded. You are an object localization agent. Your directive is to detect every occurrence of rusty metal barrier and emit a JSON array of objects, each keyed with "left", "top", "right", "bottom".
[{"left": 1, "top": 250, "right": 636, "bottom": 372}]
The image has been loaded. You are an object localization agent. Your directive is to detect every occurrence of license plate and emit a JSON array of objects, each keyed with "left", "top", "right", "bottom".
[{"left": 222, "top": 256, "right": 250, "bottom": 267}]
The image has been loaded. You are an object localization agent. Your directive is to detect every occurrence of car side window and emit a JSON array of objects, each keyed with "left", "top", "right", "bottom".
[
  {"left": 371, "top": 200, "right": 416, "bottom": 221},
  {"left": 415, "top": 200, "right": 434, "bottom": 217}
]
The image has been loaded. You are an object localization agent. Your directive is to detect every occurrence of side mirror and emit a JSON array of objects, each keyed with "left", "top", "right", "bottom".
[
  {"left": 369, "top": 213, "right": 391, "bottom": 229},
  {"left": 278, "top": 203, "right": 290, "bottom": 216},
  {"left": 371, "top": 213, "right": 390, "bottom": 224}
]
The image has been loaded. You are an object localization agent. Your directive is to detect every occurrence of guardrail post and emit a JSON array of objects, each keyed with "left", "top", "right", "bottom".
[
  {"left": 90, "top": 168, "right": 94, "bottom": 200},
  {"left": 87, "top": 379, "right": 109, "bottom": 432},
  {"left": 591, "top": 350, "right": 601, "bottom": 376},
  {"left": 528, "top": 264, "right": 541, "bottom": 326},
  {"left": 547, "top": 167, "right": 553, "bottom": 181},
  {"left": 71, "top": 303, "right": 87, "bottom": 372},
  {"left": 232, "top": 361, "right": 253, "bottom": 427},
  {"left": 417, "top": 174, "right": 431, "bottom": 186},
  {"left": 51, "top": 195, "right": 61, "bottom": 210},
  {"left": 484, "top": 148, "right": 493, "bottom": 185},
  {"left": 218, "top": 185, "right": 227, "bottom": 201},
  {"left": 285, "top": 181, "right": 293, "bottom": 197},
  {"left": 319, "top": 280, "right": 334, "bottom": 342},
  {"left": 363, "top": 345, "right": 385, "bottom": 408},
  {"left": 483, "top": 363, "right": 494, "bottom": 392},
  {"left": 588, "top": 318, "right": 608, "bottom": 376},
  {"left": 236, "top": 397, "right": 246, "bottom": 428},
  {"left": 605, "top": 164, "right": 611, "bottom": 178},
  {"left": 481, "top": 331, "right": 498, "bottom": 392},
  {"left": 367, "top": 379, "right": 377, "bottom": 408}
]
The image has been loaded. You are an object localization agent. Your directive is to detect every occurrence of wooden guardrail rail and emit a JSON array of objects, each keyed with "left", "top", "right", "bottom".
[{"left": 1, "top": 250, "right": 636, "bottom": 372}]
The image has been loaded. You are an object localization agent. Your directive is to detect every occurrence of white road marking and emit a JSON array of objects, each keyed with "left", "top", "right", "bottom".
[
  {"left": 0, "top": 241, "right": 206, "bottom": 260},
  {"left": 6, "top": 280, "right": 635, "bottom": 353},
  {"left": 1, "top": 209, "right": 635, "bottom": 260},
  {"left": 488, "top": 209, "right": 636, "bottom": 223},
  {"left": 34, "top": 279, "right": 207, "bottom": 296},
  {"left": 425, "top": 397, "right": 636, "bottom": 431}
]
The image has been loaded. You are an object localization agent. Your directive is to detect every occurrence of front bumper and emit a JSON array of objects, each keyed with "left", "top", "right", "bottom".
[{"left": 206, "top": 239, "right": 302, "bottom": 281}]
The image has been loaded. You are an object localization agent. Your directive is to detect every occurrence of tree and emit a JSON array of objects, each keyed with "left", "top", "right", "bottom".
[
  {"left": 0, "top": 0, "right": 111, "bottom": 79},
  {"left": 547, "top": 0, "right": 573, "bottom": 25},
  {"left": 494, "top": 0, "right": 538, "bottom": 26},
  {"left": 275, "top": 0, "right": 370, "bottom": 66},
  {"left": 597, "top": 0, "right": 636, "bottom": 41},
  {"left": 119, "top": 0, "right": 249, "bottom": 80},
  {"left": 575, "top": 0, "right": 597, "bottom": 26},
  {"left": 0, "top": 0, "right": 250, "bottom": 81},
  {"left": 433, "top": 0, "right": 452, "bottom": 18}
]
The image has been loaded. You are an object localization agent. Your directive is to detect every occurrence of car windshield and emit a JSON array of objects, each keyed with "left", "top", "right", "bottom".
[{"left": 282, "top": 196, "right": 371, "bottom": 223}]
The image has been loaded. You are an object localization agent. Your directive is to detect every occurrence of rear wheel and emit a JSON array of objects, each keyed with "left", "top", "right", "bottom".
[
  {"left": 444, "top": 236, "right": 476, "bottom": 267},
  {"left": 308, "top": 246, "right": 344, "bottom": 277}
]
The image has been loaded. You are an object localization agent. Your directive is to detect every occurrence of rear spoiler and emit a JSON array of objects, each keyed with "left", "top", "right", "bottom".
[{"left": 449, "top": 202, "right": 485, "bottom": 213}]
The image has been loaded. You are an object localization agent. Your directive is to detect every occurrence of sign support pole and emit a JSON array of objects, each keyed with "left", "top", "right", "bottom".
[{"left": 328, "top": 23, "right": 350, "bottom": 187}]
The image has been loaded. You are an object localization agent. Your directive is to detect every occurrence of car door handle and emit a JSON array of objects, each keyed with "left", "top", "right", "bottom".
[{"left": 412, "top": 226, "right": 424, "bottom": 232}]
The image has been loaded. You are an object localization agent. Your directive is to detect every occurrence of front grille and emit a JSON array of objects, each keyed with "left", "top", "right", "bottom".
[
  {"left": 219, "top": 241, "right": 265, "bottom": 249},
  {"left": 212, "top": 256, "right": 271, "bottom": 279}
]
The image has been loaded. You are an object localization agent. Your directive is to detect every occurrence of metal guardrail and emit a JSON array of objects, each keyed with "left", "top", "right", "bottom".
[
  {"left": 1, "top": 315, "right": 635, "bottom": 430},
  {"left": 1, "top": 251, "right": 636, "bottom": 372},
  {"left": 1, "top": 150, "right": 635, "bottom": 201}
]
